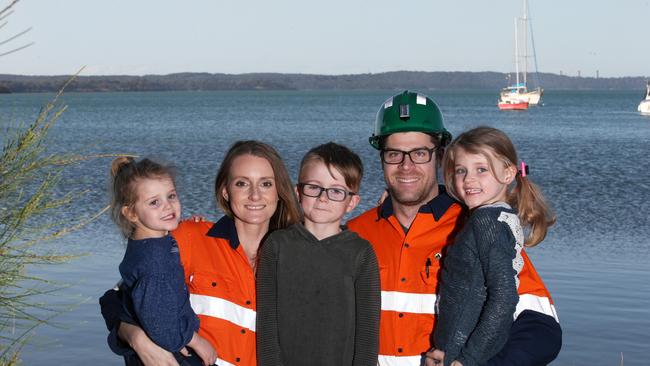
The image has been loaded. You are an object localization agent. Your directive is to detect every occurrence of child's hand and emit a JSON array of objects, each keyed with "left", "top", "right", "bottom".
[
  {"left": 425, "top": 348, "right": 445, "bottom": 365},
  {"left": 187, "top": 332, "right": 217, "bottom": 366}
]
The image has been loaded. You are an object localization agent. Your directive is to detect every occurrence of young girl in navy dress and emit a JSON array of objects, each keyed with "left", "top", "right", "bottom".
[{"left": 109, "top": 157, "right": 216, "bottom": 366}]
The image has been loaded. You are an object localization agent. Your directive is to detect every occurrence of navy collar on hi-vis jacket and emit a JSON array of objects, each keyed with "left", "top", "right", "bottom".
[
  {"left": 379, "top": 185, "right": 458, "bottom": 222},
  {"left": 206, "top": 215, "right": 240, "bottom": 249}
]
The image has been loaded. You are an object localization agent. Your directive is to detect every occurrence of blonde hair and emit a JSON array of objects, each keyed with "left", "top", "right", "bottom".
[
  {"left": 299, "top": 142, "right": 363, "bottom": 192},
  {"left": 109, "top": 157, "right": 176, "bottom": 238},
  {"left": 214, "top": 140, "right": 301, "bottom": 231},
  {"left": 442, "top": 126, "right": 556, "bottom": 246}
]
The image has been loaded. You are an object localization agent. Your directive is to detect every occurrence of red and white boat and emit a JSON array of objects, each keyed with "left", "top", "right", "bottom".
[
  {"left": 638, "top": 81, "right": 650, "bottom": 115},
  {"left": 498, "top": 99, "right": 529, "bottom": 110},
  {"left": 498, "top": 0, "right": 542, "bottom": 110}
]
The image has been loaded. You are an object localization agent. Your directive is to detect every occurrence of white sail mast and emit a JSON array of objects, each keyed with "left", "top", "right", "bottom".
[
  {"left": 514, "top": 17, "right": 520, "bottom": 87},
  {"left": 522, "top": 0, "right": 528, "bottom": 87},
  {"left": 498, "top": 0, "right": 543, "bottom": 108}
]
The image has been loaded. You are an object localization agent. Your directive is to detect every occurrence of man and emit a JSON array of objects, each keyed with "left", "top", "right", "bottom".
[{"left": 347, "top": 91, "right": 561, "bottom": 366}]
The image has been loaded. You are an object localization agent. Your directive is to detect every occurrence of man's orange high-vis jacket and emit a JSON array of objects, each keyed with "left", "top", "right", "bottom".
[
  {"left": 173, "top": 217, "right": 256, "bottom": 366},
  {"left": 347, "top": 189, "right": 558, "bottom": 366}
]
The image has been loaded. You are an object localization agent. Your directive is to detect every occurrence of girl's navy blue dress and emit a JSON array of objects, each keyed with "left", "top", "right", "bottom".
[{"left": 118, "top": 235, "right": 201, "bottom": 365}]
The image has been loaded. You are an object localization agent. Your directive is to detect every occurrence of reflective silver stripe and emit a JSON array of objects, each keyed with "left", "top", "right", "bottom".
[
  {"left": 515, "top": 293, "right": 559, "bottom": 322},
  {"left": 190, "top": 293, "right": 256, "bottom": 331},
  {"left": 378, "top": 354, "right": 423, "bottom": 366},
  {"left": 381, "top": 291, "right": 437, "bottom": 314},
  {"left": 215, "top": 358, "right": 236, "bottom": 366}
]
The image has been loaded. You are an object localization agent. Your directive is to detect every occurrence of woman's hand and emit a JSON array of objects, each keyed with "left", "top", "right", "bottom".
[
  {"left": 187, "top": 332, "right": 218, "bottom": 366},
  {"left": 376, "top": 188, "right": 390, "bottom": 206},
  {"left": 185, "top": 214, "right": 207, "bottom": 223},
  {"left": 118, "top": 322, "right": 179, "bottom": 366}
]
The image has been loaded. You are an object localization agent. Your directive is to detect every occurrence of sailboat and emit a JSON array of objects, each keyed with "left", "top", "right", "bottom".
[
  {"left": 498, "top": 0, "right": 542, "bottom": 110},
  {"left": 638, "top": 81, "right": 650, "bottom": 115}
]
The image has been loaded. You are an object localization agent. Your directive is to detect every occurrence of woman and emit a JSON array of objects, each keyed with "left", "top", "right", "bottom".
[{"left": 100, "top": 140, "right": 301, "bottom": 366}]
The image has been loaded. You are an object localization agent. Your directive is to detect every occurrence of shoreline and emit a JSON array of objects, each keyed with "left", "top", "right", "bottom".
[{"left": 1, "top": 71, "right": 648, "bottom": 93}]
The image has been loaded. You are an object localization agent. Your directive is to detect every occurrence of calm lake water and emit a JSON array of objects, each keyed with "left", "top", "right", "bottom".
[{"left": 1, "top": 90, "right": 649, "bottom": 365}]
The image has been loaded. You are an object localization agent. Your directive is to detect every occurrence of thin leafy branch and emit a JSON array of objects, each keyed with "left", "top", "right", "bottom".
[
  {"left": 0, "top": 0, "right": 33, "bottom": 58},
  {"left": 0, "top": 68, "right": 116, "bottom": 364}
]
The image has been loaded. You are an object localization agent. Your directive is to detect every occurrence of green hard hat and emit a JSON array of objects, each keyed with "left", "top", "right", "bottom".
[{"left": 369, "top": 90, "right": 452, "bottom": 150}]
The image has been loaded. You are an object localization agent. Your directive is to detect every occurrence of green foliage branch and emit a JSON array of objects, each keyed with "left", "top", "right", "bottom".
[{"left": 0, "top": 73, "right": 112, "bottom": 364}]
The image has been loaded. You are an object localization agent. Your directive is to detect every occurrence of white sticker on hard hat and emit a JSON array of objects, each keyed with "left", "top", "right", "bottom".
[
  {"left": 416, "top": 94, "right": 426, "bottom": 105},
  {"left": 384, "top": 98, "right": 393, "bottom": 109}
]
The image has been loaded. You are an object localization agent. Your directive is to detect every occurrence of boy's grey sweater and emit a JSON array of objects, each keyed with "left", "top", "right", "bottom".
[
  {"left": 434, "top": 203, "right": 524, "bottom": 366},
  {"left": 256, "top": 223, "right": 381, "bottom": 366}
]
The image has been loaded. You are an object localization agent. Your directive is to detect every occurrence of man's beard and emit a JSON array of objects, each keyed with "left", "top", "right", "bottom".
[{"left": 388, "top": 184, "right": 434, "bottom": 208}]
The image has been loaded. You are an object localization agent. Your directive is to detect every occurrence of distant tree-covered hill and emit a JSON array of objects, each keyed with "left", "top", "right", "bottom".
[{"left": 0, "top": 71, "right": 647, "bottom": 93}]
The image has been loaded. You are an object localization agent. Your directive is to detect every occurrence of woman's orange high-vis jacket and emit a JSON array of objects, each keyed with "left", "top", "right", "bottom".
[
  {"left": 172, "top": 216, "right": 256, "bottom": 366},
  {"left": 347, "top": 189, "right": 558, "bottom": 366}
]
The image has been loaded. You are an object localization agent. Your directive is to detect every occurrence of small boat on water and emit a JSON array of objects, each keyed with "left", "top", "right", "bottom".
[
  {"left": 638, "top": 81, "right": 650, "bottom": 115},
  {"left": 499, "top": 83, "right": 542, "bottom": 106},
  {"left": 498, "top": 98, "right": 529, "bottom": 110},
  {"left": 497, "top": 0, "right": 543, "bottom": 109}
]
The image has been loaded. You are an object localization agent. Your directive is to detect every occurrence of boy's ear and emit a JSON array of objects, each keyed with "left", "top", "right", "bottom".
[
  {"left": 121, "top": 205, "right": 138, "bottom": 224},
  {"left": 294, "top": 185, "right": 301, "bottom": 202},
  {"left": 345, "top": 194, "right": 361, "bottom": 214}
]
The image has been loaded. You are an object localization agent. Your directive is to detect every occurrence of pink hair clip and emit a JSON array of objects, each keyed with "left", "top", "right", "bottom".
[{"left": 519, "top": 161, "right": 529, "bottom": 177}]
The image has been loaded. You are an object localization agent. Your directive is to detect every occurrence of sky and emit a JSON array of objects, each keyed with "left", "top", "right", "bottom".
[{"left": 1, "top": 0, "right": 649, "bottom": 78}]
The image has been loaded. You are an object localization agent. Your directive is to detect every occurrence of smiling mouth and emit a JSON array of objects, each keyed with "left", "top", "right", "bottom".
[
  {"left": 245, "top": 205, "right": 266, "bottom": 210},
  {"left": 464, "top": 188, "right": 482, "bottom": 195},
  {"left": 161, "top": 213, "right": 177, "bottom": 221},
  {"left": 396, "top": 176, "right": 419, "bottom": 184}
]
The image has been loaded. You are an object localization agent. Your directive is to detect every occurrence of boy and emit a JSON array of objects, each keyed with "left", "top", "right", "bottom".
[{"left": 256, "top": 142, "right": 381, "bottom": 366}]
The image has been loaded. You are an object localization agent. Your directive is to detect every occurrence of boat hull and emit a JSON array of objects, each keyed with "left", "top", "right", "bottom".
[
  {"left": 639, "top": 100, "right": 650, "bottom": 115},
  {"left": 498, "top": 101, "right": 529, "bottom": 110},
  {"left": 524, "top": 89, "right": 543, "bottom": 105},
  {"left": 500, "top": 87, "right": 543, "bottom": 106}
]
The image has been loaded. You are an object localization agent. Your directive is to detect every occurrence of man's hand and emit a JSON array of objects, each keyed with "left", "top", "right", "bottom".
[
  {"left": 425, "top": 349, "right": 464, "bottom": 366},
  {"left": 425, "top": 348, "right": 445, "bottom": 366}
]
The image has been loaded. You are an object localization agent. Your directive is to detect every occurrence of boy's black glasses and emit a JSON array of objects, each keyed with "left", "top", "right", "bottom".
[
  {"left": 297, "top": 183, "right": 356, "bottom": 202},
  {"left": 380, "top": 147, "right": 437, "bottom": 164}
]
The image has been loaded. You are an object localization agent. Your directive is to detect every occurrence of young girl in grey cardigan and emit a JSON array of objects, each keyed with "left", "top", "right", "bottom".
[{"left": 432, "top": 127, "right": 555, "bottom": 366}]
